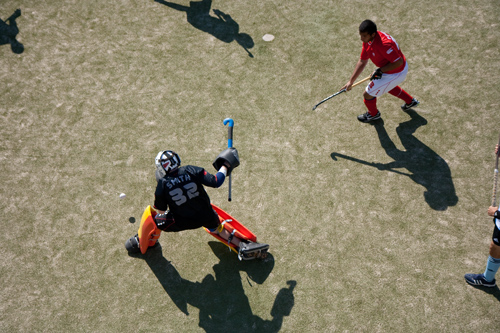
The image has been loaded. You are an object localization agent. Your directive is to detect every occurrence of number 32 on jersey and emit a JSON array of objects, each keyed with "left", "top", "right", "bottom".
[{"left": 169, "top": 182, "right": 199, "bottom": 206}]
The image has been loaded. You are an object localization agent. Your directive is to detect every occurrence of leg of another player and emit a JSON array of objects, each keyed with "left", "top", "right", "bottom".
[
  {"left": 363, "top": 91, "right": 378, "bottom": 116},
  {"left": 484, "top": 241, "right": 500, "bottom": 282},
  {"left": 388, "top": 86, "right": 413, "bottom": 104}
]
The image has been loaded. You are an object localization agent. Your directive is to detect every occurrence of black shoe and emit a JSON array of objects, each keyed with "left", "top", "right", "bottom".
[
  {"left": 238, "top": 241, "right": 269, "bottom": 260},
  {"left": 125, "top": 234, "right": 140, "bottom": 253},
  {"left": 401, "top": 98, "right": 419, "bottom": 111},
  {"left": 357, "top": 111, "right": 381, "bottom": 123}
]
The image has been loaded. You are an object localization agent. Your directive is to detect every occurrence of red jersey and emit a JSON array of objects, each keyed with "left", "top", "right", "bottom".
[{"left": 360, "top": 31, "right": 406, "bottom": 74}]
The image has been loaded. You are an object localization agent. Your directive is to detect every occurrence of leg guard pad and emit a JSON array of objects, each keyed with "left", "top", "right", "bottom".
[{"left": 138, "top": 205, "right": 161, "bottom": 254}]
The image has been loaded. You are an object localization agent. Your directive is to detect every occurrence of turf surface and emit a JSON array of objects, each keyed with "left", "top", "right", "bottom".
[{"left": 1, "top": 0, "right": 499, "bottom": 331}]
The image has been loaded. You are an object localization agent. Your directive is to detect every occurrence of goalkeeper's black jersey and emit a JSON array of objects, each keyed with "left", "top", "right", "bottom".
[{"left": 154, "top": 165, "right": 219, "bottom": 224}]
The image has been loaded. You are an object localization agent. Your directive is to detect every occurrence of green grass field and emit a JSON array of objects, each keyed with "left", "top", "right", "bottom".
[{"left": 1, "top": 0, "right": 499, "bottom": 331}]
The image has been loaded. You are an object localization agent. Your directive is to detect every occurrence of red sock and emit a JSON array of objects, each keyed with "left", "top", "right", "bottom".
[
  {"left": 363, "top": 97, "right": 378, "bottom": 116},
  {"left": 389, "top": 86, "right": 413, "bottom": 104}
]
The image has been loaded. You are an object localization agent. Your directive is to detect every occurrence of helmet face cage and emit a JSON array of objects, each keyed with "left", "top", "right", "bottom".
[{"left": 155, "top": 150, "right": 181, "bottom": 177}]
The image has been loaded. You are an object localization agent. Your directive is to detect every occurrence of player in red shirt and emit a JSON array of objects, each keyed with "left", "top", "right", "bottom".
[{"left": 341, "top": 20, "right": 419, "bottom": 123}]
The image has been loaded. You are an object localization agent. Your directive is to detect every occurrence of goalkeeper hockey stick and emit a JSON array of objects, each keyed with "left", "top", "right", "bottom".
[{"left": 223, "top": 118, "right": 234, "bottom": 201}]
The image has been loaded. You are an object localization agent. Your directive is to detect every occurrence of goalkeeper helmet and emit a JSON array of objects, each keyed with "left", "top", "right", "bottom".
[{"left": 155, "top": 150, "right": 181, "bottom": 178}]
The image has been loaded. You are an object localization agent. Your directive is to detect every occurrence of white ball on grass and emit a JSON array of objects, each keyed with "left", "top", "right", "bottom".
[{"left": 262, "top": 34, "right": 275, "bottom": 42}]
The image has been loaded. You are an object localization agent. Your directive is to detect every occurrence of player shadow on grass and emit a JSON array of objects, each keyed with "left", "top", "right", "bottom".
[
  {"left": 331, "top": 110, "right": 458, "bottom": 211},
  {"left": 0, "top": 9, "right": 24, "bottom": 54},
  {"left": 129, "top": 241, "right": 296, "bottom": 332},
  {"left": 154, "top": 0, "right": 254, "bottom": 57},
  {"left": 467, "top": 284, "right": 500, "bottom": 302}
]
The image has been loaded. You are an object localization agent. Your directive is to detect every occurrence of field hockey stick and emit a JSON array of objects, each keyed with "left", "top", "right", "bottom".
[
  {"left": 491, "top": 132, "right": 500, "bottom": 206},
  {"left": 312, "top": 76, "right": 371, "bottom": 110},
  {"left": 223, "top": 118, "right": 234, "bottom": 202}
]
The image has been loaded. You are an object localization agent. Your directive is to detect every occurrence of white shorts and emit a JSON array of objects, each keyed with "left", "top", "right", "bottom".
[{"left": 365, "top": 62, "right": 409, "bottom": 97}]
